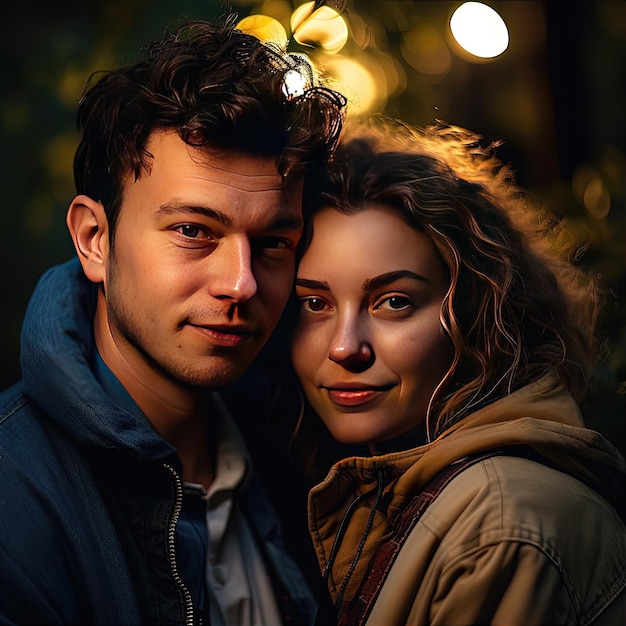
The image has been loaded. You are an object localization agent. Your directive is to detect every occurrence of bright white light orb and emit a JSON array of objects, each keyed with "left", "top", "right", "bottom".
[
  {"left": 282, "top": 68, "right": 309, "bottom": 100},
  {"left": 450, "top": 2, "right": 509, "bottom": 59}
]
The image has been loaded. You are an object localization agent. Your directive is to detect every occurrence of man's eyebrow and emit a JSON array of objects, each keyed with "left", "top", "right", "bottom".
[
  {"left": 363, "top": 270, "right": 429, "bottom": 291},
  {"left": 155, "top": 202, "right": 303, "bottom": 231},
  {"left": 156, "top": 203, "right": 232, "bottom": 226},
  {"left": 295, "top": 278, "right": 330, "bottom": 291}
]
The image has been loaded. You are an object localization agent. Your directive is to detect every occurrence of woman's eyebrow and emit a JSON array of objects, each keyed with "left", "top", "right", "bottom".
[
  {"left": 363, "top": 270, "right": 429, "bottom": 291},
  {"left": 295, "top": 271, "right": 428, "bottom": 292},
  {"left": 295, "top": 278, "right": 330, "bottom": 291}
]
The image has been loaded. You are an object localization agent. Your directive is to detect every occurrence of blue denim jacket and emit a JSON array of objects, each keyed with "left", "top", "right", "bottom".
[{"left": 0, "top": 259, "right": 316, "bottom": 625}]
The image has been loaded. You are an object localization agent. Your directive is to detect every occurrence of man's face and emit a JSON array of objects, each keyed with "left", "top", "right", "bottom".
[{"left": 103, "top": 131, "right": 303, "bottom": 389}]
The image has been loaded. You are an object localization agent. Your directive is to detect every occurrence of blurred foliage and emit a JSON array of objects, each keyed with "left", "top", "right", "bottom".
[{"left": 1, "top": 0, "right": 624, "bottom": 452}]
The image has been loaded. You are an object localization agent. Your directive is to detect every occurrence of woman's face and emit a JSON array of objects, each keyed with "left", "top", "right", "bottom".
[{"left": 291, "top": 204, "right": 452, "bottom": 447}]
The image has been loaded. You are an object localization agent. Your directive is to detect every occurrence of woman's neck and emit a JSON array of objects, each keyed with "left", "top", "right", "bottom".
[{"left": 368, "top": 426, "right": 428, "bottom": 456}]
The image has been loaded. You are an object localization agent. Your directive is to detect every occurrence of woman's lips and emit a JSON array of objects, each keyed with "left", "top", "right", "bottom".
[{"left": 324, "top": 385, "right": 392, "bottom": 408}]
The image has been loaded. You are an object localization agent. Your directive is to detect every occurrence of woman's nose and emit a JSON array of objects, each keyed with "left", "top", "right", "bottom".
[{"left": 328, "top": 314, "right": 374, "bottom": 371}]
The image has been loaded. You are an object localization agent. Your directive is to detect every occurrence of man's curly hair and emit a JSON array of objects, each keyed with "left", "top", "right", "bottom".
[{"left": 73, "top": 15, "right": 346, "bottom": 236}]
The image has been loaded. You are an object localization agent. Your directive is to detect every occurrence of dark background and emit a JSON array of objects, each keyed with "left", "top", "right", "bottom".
[{"left": 1, "top": 0, "right": 624, "bottom": 452}]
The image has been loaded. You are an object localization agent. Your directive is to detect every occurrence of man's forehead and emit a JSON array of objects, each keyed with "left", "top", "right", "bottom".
[
  {"left": 189, "top": 158, "right": 287, "bottom": 192},
  {"left": 145, "top": 130, "right": 294, "bottom": 192}
]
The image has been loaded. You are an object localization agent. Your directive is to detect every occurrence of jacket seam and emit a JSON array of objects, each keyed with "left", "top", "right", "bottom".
[
  {"left": 0, "top": 391, "right": 28, "bottom": 426},
  {"left": 439, "top": 535, "right": 581, "bottom": 619},
  {"left": 584, "top": 568, "right": 626, "bottom": 625},
  {"left": 482, "top": 454, "right": 624, "bottom": 623}
]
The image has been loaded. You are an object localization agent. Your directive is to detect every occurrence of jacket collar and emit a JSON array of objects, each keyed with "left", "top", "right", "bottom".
[
  {"left": 310, "top": 372, "right": 625, "bottom": 529},
  {"left": 20, "top": 259, "right": 174, "bottom": 462}
]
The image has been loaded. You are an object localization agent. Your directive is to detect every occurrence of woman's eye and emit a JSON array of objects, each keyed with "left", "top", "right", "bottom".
[
  {"left": 301, "top": 297, "right": 328, "bottom": 313},
  {"left": 377, "top": 295, "right": 413, "bottom": 312}
]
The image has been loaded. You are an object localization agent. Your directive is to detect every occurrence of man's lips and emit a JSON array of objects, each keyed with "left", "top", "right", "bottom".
[{"left": 187, "top": 323, "right": 257, "bottom": 346}]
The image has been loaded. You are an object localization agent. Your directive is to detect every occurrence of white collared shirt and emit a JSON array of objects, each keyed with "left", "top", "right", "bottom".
[{"left": 184, "top": 394, "right": 282, "bottom": 626}]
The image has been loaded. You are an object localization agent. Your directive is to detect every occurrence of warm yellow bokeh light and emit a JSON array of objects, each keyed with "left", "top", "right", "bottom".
[
  {"left": 572, "top": 165, "right": 596, "bottom": 203},
  {"left": 364, "top": 50, "right": 406, "bottom": 99},
  {"left": 583, "top": 177, "right": 611, "bottom": 220},
  {"left": 450, "top": 2, "right": 509, "bottom": 59},
  {"left": 236, "top": 15, "right": 288, "bottom": 43},
  {"left": 572, "top": 165, "right": 612, "bottom": 220},
  {"left": 402, "top": 24, "right": 452, "bottom": 78},
  {"left": 290, "top": 1, "right": 315, "bottom": 33},
  {"left": 258, "top": 0, "right": 293, "bottom": 27},
  {"left": 291, "top": 2, "right": 348, "bottom": 53},
  {"left": 321, "top": 55, "right": 378, "bottom": 113}
]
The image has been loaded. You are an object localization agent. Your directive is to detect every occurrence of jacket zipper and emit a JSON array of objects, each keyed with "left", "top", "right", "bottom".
[
  {"left": 163, "top": 463, "right": 196, "bottom": 626},
  {"left": 325, "top": 468, "right": 385, "bottom": 613}
]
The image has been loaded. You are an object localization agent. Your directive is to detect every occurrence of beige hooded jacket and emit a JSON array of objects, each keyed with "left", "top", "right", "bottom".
[{"left": 308, "top": 373, "right": 626, "bottom": 625}]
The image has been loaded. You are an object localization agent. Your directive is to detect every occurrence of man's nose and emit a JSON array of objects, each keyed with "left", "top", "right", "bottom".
[{"left": 208, "top": 236, "right": 258, "bottom": 303}]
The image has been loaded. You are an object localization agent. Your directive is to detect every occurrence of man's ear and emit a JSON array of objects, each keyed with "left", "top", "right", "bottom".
[{"left": 66, "top": 194, "right": 110, "bottom": 284}]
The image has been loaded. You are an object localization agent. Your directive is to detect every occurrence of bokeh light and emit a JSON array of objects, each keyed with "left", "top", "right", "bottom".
[
  {"left": 572, "top": 165, "right": 612, "bottom": 220},
  {"left": 291, "top": 2, "right": 348, "bottom": 53},
  {"left": 450, "top": 2, "right": 509, "bottom": 59},
  {"left": 236, "top": 14, "right": 288, "bottom": 43},
  {"left": 401, "top": 23, "right": 452, "bottom": 79},
  {"left": 320, "top": 54, "right": 378, "bottom": 112}
]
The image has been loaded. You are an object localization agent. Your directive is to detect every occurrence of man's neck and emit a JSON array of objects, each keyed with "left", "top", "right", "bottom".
[
  {"left": 166, "top": 416, "right": 216, "bottom": 488},
  {"left": 93, "top": 298, "right": 215, "bottom": 487}
]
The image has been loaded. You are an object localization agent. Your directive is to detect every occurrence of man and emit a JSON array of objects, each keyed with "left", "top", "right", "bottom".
[{"left": 0, "top": 16, "right": 345, "bottom": 625}]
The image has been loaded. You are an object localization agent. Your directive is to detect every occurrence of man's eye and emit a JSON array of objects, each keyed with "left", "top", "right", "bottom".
[
  {"left": 253, "top": 237, "right": 292, "bottom": 252},
  {"left": 176, "top": 224, "right": 206, "bottom": 239}
]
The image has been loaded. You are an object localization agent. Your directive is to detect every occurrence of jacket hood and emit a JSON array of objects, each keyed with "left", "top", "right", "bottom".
[
  {"left": 20, "top": 259, "right": 173, "bottom": 462},
  {"left": 311, "top": 373, "right": 625, "bottom": 519}
]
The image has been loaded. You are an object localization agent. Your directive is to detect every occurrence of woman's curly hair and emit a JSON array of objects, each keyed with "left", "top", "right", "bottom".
[{"left": 301, "top": 114, "right": 600, "bottom": 443}]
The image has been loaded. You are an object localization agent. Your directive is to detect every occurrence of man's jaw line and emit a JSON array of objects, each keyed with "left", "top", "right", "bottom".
[{"left": 96, "top": 309, "right": 208, "bottom": 417}]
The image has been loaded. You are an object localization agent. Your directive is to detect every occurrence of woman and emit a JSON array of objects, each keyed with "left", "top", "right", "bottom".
[{"left": 288, "top": 116, "right": 626, "bottom": 625}]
